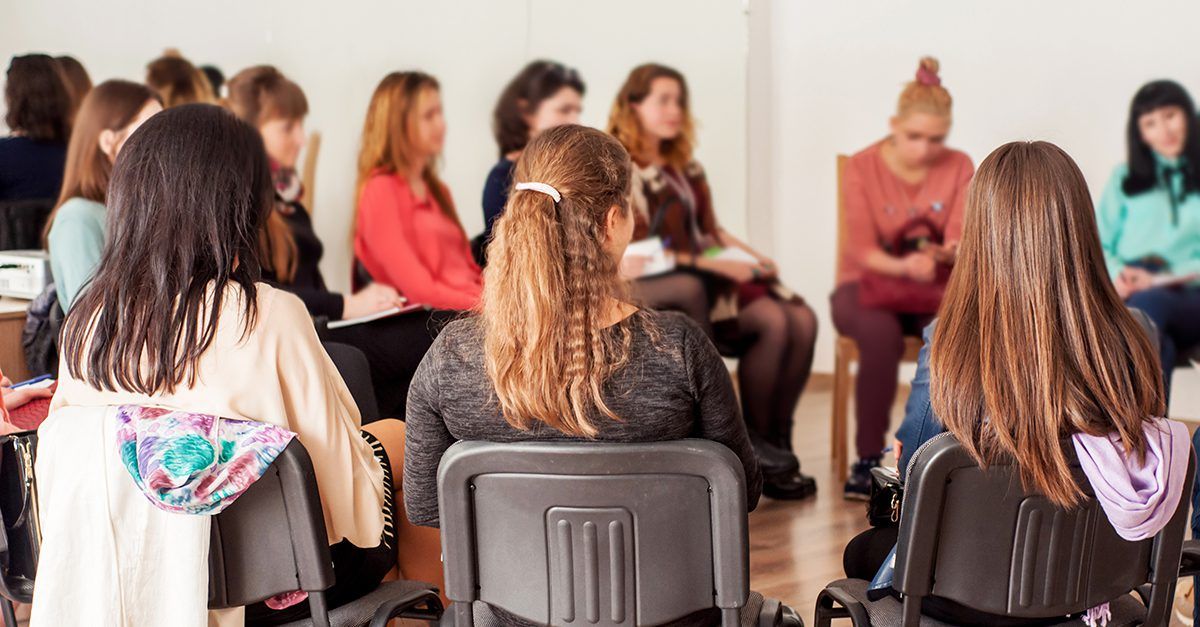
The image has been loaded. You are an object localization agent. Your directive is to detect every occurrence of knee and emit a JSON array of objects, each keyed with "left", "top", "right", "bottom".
[
  {"left": 1127, "top": 288, "right": 1174, "bottom": 323},
  {"left": 743, "top": 302, "right": 788, "bottom": 343},
  {"left": 363, "top": 418, "right": 407, "bottom": 471}
]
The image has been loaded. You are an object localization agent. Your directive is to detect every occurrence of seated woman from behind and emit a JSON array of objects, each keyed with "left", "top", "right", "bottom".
[
  {"left": 845, "top": 141, "right": 1190, "bottom": 627},
  {"left": 404, "top": 125, "right": 762, "bottom": 625},
  {"left": 32, "top": 104, "right": 437, "bottom": 627}
]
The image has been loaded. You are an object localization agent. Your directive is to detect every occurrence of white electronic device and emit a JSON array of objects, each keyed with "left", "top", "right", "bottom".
[{"left": 0, "top": 250, "right": 51, "bottom": 300}]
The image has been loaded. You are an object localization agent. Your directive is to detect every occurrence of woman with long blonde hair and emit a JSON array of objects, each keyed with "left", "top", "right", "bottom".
[
  {"left": 843, "top": 141, "right": 1189, "bottom": 626},
  {"left": 609, "top": 63, "right": 818, "bottom": 500},
  {"left": 833, "top": 57, "right": 975, "bottom": 499},
  {"left": 403, "top": 127, "right": 763, "bottom": 603},
  {"left": 354, "top": 71, "right": 481, "bottom": 310}
]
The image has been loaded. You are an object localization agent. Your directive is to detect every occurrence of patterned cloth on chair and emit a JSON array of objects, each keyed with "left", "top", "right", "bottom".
[{"left": 116, "top": 405, "right": 295, "bottom": 515}]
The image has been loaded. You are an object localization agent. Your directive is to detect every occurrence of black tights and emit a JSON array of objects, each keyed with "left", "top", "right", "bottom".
[
  {"left": 737, "top": 298, "right": 818, "bottom": 449},
  {"left": 632, "top": 271, "right": 712, "bottom": 338}
]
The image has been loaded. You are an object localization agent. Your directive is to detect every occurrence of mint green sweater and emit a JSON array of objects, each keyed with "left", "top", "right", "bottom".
[
  {"left": 1097, "top": 157, "right": 1200, "bottom": 282},
  {"left": 47, "top": 197, "right": 106, "bottom": 311}
]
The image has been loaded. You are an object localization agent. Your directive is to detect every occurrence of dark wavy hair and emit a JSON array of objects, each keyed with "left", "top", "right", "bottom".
[
  {"left": 4, "top": 54, "right": 73, "bottom": 142},
  {"left": 492, "top": 60, "right": 585, "bottom": 157},
  {"left": 1122, "top": 80, "right": 1200, "bottom": 197},
  {"left": 61, "top": 104, "right": 273, "bottom": 394}
]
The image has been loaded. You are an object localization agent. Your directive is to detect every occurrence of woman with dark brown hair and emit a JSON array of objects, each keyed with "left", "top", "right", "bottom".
[
  {"left": 843, "top": 141, "right": 1189, "bottom": 626},
  {"left": 608, "top": 63, "right": 818, "bottom": 500},
  {"left": 475, "top": 60, "right": 584, "bottom": 263},
  {"left": 46, "top": 80, "right": 161, "bottom": 310},
  {"left": 33, "top": 104, "right": 433, "bottom": 626},
  {"left": 0, "top": 54, "right": 73, "bottom": 201},
  {"left": 225, "top": 64, "right": 451, "bottom": 425},
  {"left": 55, "top": 55, "right": 92, "bottom": 118}
]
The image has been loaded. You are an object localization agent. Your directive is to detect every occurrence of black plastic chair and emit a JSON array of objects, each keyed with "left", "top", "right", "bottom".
[
  {"left": 0, "top": 199, "right": 53, "bottom": 251},
  {"left": 815, "top": 434, "right": 1195, "bottom": 627},
  {"left": 209, "top": 439, "right": 442, "bottom": 627},
  {"left": 436, "top": 439, "right": 802, "bottom": 627},
  {"left": 322, "top": 341, "right": 381, "bottom": 423}
]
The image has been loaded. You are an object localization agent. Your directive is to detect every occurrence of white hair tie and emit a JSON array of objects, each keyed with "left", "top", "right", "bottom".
[{"left": 515, "top": 181, "right": 562, "bottom": 203}]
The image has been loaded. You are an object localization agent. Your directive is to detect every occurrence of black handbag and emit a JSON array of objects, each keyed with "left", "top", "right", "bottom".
[
  {"left": 867, "top": 466, "right": 903, "bottom": 528},
  {"left": 0, "top": 430, "right": 41, "bottom": 601}
]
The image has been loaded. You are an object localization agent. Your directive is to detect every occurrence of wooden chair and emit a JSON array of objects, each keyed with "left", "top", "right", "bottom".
[
  {"left": 831, "top": 155, "right": 923, "bottom": 485},
  {"left": 301, "top": 131, "right": 322, "bottom": 213}
]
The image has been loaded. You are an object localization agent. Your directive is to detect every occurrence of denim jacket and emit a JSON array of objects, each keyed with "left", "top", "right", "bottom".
[{"left": 895, "top": 321, "right": 941, "bottom": 478}]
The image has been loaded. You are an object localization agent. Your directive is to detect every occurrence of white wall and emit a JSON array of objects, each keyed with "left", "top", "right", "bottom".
[
  {"left": 1, "top": 0, "right": 748, "bottom": 292},
  {"left": 767, "top": 0, "right": 1200, "bottom": 372}
]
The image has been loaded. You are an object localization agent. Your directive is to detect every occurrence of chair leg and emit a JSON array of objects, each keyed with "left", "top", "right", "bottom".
[
  {"left": 901, "top": 595, "right": 921, "bottom": 627},
  {"left": 832, "top": 342, "right": 853, "bottom": 485},
  {"left": 1, "top": 600, "right": 16, "bottom": 627}
]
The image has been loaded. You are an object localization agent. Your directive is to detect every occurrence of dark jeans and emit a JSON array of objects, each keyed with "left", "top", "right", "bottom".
[
  {"left": 1125, "top": 286, "right": 1200, "bottom": 400},
  {"left": 831, "top": 284, "right": 933, "bottom": 459},
  {"left": 325, "top": 309, "right": 456, "bottom": 420}
]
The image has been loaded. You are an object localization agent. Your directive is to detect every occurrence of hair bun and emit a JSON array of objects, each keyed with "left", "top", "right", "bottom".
[{"left": 915, "top": 56, "right": 941, "bottom": 87}]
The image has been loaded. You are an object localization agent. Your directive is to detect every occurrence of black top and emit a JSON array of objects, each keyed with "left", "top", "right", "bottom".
[
  {"left": 0, "top": 136, "right": 67, "bottom": 201},
  {"left": 268, "top": 199, "right": 345, "bottom": 320},
  {"left": 480, "top": 158, "right": 515, "bottom": 243},
  {"left": 403, "top": 310, "right": 762, "bottom": 528}
]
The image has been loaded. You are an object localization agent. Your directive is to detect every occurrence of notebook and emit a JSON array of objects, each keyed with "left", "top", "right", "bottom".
[{"left": 327, "top": 303, "right": 430, "bottom": 330}]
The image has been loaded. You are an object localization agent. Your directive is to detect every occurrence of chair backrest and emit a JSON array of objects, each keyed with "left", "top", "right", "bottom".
[
  {"left": 895, "top": 434, "right": 1194, "bottom": 625},
  {"left": 437, "top": 439, "right": 751, "bottom": 627},
  {"left": 835, "top": 154, "right": 849, "bottom": 280},
  {"left": 208, "top": 439, "right": 335, "bottom": 618},
  {"left": 321, "top": 341, "right": 380, "bottom": 422},
  {"left": 302, "top": 131, "right": 321, "bottom": 213},
  {"left": 0, "top": 199, "right": 54, "bottom": 251}
]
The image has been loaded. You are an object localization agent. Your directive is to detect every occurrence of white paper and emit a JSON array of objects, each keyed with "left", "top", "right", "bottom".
[
  {"left": 327, "top": 303, "right": 427, "bottom": 330},
  {"left": 623, "top": 237, "right": 676, "bottom": 278},
  {"left": 710, "top": 247, "right": 760, "bottom": 265}
]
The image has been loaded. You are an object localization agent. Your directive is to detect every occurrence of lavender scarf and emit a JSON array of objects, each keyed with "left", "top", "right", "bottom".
[{"left": 1072, "top": 416, "right": 1191, "bottom": 542}]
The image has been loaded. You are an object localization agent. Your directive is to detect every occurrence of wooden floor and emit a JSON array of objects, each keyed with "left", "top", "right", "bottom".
[
  {"left": 749, "top": 378, "right": 1195, "bottom": 626},
  {"left": 746, "top": 376, "right": 881, "bottom": 625}
]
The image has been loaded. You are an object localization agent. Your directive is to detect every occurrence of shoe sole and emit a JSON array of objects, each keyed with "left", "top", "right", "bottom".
[{"left": 842, "top": 491, "right": 871, "bottom": 502}]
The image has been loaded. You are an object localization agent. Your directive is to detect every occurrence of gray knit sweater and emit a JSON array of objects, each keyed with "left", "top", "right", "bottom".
[{"left": 402, "top": 310, "right": 762, "bottom": 527}]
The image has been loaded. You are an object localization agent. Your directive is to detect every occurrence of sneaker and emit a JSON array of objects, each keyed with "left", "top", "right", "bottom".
[
  {"left": 843, "top": 456, "right": 881, "bottom": 501},
  {"left": 763, "top": 468, "right": 818, "bottom": 501}
]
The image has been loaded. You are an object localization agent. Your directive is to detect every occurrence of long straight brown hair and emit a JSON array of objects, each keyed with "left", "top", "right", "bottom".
[
  {"left": 355, "top": 71, "right": 459, "bottom": 233},
  {"left": 482, "top": 124, "right": 638, "bottom": 437},
  {"left": 45, "top": 80, "right": 159, "bottom": 246},
  {"left": 931, "top": 141, "right": 1165, "bottom": 508}
]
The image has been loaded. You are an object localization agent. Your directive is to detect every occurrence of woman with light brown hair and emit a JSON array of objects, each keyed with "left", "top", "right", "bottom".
[
  {"left": 843, "top": 141, "right": 1190, "bottom": 625},
  {"left": 145, "top": 51, "right": 215, "bottom": 108},
  {"left": 225, "top": 64, "right": 449, "bottom": 422},
  {"left": 354, "top": 71, "right": 482, "bottom": 310},
  {"left": 403, "top": 126, "right": 763, "bottom": 599},
  {"left": 46, "top": 80, "right": 161, "bottom": 310},
  {"left": 609, "top": 63, "right": 818, "bottom": 500}
]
